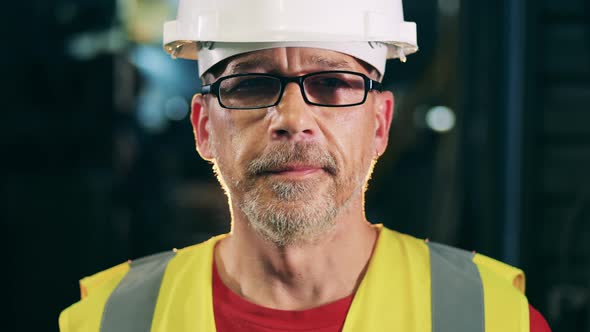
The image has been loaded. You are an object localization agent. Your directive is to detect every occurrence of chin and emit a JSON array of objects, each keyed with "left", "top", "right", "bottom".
[{"left": 238, "top": 185, "right": 339, "bottom": 247}]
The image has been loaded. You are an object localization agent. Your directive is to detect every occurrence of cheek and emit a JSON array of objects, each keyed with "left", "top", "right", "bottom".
[
  {"left": 209, "top": 112, "right": 267, "bottom": 174},
  {"left": 322, "top": 108, "right": 376, "bottom": 170},
  {"left": 208, "top": 113, "right": 239, "bottom": 166}
]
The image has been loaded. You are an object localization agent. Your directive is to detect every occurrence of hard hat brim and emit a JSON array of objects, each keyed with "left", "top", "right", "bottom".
[{"left": 163, "top": 40, "right": 418, "bottom": 77}]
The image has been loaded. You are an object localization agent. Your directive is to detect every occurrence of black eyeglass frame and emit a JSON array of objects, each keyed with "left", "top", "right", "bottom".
[{"left": 200, "top": 70, "right": 383, "bottom": 110}]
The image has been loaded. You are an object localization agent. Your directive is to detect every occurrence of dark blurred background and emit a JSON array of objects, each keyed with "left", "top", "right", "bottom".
[{"left": 3, "top": 0, "right": 589, "bottom": 330}]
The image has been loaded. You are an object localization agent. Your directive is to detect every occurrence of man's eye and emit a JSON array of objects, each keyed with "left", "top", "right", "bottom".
[
  {"left": 314, "top": 78, "right": 349, "bottom": 88},
  {"left": 230, "top": 78, "right": 273, "bottom": 92}
]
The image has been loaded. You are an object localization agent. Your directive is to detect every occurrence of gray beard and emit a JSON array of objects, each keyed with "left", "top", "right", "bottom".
[
  {"left": 238, "top": 174, "right": 341, "bottom": 247},
  {"left": 237, "top": 142, "right": 342, "bottom": 247}
]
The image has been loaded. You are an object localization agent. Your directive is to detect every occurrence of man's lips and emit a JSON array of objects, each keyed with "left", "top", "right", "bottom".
[{"left": 262, "top": 165, "right": 325, "bottom": 176}]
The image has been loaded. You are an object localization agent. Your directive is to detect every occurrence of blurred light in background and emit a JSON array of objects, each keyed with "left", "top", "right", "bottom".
[
  {"left": 426, "top": 105, "right": 456, "bottom": 133},
  {"left": 118, "top": 0, "right": 177, "bottom": 44},
  {"left": 67, "top": 28, "right": 127, "bottom": 60},
  {"left": 165, "top": 96, "right": 190, "bottom": 121},
  {"left": 129, "top": 43, "right": 199, "bottom": 132},
  {"left": 137, "top": 84, "right": 167, "bottom": 131}
]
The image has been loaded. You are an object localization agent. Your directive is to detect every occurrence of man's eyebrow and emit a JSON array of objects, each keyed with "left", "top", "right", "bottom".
[
  {"left": 223, "top": 54, "right": 356, "bottom": 76},
  {"left": 226, "top": 56, "right": 275, "bottom": 75},
  {"left": 306, "top": 55, "right": 355, "bottom": 70}
]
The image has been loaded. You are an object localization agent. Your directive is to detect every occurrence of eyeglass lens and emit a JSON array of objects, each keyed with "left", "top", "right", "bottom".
[
  {"left": 218, "top": 72, "right": 366, "bottom": 108},
  {"left": 304, "top": 72, "right": 365, "bottom": 106}
]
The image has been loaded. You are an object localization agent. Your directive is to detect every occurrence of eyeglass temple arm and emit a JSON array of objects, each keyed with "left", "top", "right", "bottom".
[
  {"left": 369, "top": 80, "right": 383, "bottom": 92},
  {"left": 201, "top": 84, "right": 212, "bottom": 95}
]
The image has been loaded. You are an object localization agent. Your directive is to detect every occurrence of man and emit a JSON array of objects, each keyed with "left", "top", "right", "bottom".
[{"left": 60, "top": 0, "right": 551, "bottom": 331}]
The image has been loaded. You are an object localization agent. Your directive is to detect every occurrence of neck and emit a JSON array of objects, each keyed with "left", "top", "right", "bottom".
[{"left": 215, "top": 197, "right": 378, "bottom": 310}]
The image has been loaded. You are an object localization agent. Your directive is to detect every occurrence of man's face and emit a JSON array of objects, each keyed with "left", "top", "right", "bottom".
[{"left": 192, "top": 47, "right": 393, "bottom": 246}]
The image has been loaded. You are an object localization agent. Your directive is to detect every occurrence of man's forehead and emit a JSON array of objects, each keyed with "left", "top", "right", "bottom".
[{"left": 222, "top": 47, "right": 365, "bottom": 75}]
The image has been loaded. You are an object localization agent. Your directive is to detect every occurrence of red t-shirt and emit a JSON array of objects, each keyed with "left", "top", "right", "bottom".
[{"left": 213, "top": 262, "right": 551, "bottom": 331}]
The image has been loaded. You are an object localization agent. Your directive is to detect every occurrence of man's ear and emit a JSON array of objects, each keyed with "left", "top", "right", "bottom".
[
  {"left": 374, "top": 90, "right": 394, "bottom": 157},
  {"left": 191, "top": 94, "right": 214, "bottom": 160}
]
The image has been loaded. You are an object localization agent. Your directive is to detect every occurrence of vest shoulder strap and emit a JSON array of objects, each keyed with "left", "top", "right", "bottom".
[
  {"left": 428, "top": 242, "right": 485, "bottom": 332},
  {"left": 473, "top": 253, "right": 526, "bottom": 292},
  {"left": 80, "top": 262, "right": 130, "bottom": 299},
  {"left": 59, "top": 251, "right": 177, "bottom": 332},
  {"left": 100, "top": 251, "right": 176, "bottom": 332},
  {"left": 427, "top": 240, "right": 529, "bottom": 332},
  {"left": 473, "top": 252, "right": 530, "bottom": 331}
]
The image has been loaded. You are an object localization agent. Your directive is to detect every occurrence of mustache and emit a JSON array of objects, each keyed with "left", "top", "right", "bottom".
[{"left": 246, "top": 142, "right": 338, "bottom": 177}]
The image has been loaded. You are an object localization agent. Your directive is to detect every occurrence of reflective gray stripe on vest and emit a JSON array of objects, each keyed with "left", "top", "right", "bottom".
[
  {"left": 100, "top": 251, "right": 176, "bottom": 332},
  {"left": 428, "top": 242, "right": 485, "bottom": 332}
]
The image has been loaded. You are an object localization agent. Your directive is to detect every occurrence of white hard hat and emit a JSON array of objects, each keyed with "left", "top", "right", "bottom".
[{"left": 163, "top": 0, "right": 418, "bottom": 76}]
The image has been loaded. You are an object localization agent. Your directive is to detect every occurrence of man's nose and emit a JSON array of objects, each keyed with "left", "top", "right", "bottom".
[{"left": 269, "top": 82, "right": 318, "bottom": 141}]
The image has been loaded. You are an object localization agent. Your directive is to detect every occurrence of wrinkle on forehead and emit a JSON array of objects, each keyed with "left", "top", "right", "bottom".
[
  {"left": 225, "top": 54, "right": 276, "bottom": 75},
  {"left": 304, "top": 55, "right": 355, "bottom": 71},
  {"left": 222, "top": 48, "right": 360, "bottom": 76}
]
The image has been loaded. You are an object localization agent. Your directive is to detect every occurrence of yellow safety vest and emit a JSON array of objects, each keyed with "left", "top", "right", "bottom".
[{"left": 59, "top": 225, "right": 530, "bottom": 331}]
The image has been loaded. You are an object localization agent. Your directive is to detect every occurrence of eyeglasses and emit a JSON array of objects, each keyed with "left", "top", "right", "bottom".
[{"left": 201, "top": 71, "right": 382, "bottom": 110}]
